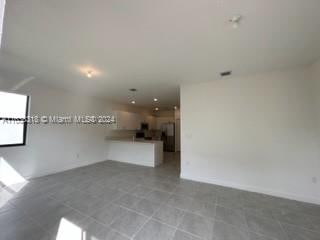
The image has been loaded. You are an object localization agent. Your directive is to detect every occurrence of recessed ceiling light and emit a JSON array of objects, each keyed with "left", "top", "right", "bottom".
[
  {"left": 87, "top": 70, "right": 93, "bottom": 78},
  {"left": 228, "top": 15, "right": 242, "bottom": 28},
  {"left": 154, "top": 98, "right": 158, "bottom": 102},
  {"left": 129, "top": 89, "right": 137, "bottom": 105},
  {"left": 155, "top": 107, "right": 159, "bottom": 111}
]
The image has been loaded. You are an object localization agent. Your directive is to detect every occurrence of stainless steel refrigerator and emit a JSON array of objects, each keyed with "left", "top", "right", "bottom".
[{"left": 161, "top": 122, "right": 175, "bottom": 152}]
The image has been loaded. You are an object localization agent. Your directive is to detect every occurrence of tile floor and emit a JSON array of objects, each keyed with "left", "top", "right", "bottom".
[{"left": 0, "top": 152, "right": 320, "bottom": 240}]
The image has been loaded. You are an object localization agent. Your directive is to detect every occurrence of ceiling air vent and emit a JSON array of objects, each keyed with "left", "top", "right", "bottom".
[{"left": 220, "top": 71, "right": 232, "bottom": 77}]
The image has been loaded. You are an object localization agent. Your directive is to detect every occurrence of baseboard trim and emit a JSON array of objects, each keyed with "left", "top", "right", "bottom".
[{"left": 180, "top": 173, "right": 320, "bottom": 205}]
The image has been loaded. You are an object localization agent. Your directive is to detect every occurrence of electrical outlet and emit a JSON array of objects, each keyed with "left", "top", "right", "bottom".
[{"left": 312, "top": 177, "right": 317, "bottom": 184}]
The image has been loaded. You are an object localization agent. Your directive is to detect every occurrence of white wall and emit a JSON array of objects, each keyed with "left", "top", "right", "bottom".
[
  {"left": 181, "top": 67, "right": 320, "bottom": 204},
  {"left": 174, "top": 109, "right": 181, "bottom": 152},
  {"left": 310, "top": 60, "right": 320, "bottom": 137},
  {"left": 0, "top": 80, "right": 149, "bottom": 179}
]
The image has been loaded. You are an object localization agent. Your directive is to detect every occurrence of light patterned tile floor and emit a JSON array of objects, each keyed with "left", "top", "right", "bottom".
[{"left": 0, "top": 152, "right": 320, "bottom": 240}]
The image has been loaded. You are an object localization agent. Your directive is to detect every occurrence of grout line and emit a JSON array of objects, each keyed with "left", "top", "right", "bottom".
[
  {"left": 278, "top": 221, "right": 290, "bottom": 240},
  {"left": 48, "top": 196, "right": 131, "bottom": 239},
  {"left": 130, "top": 193, "right": 175, "bottom": 239},
  {"left": 172, "top": 208, "right": 188, "bottom": 239},
  {"left": 211, "top": 203, "right": 217, "bottom": 237},
  {"left": 6, "top": 156, "right": 320, "bottom": 240}
]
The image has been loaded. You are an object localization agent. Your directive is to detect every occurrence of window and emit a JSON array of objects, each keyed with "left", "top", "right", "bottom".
[
  {"left": 0, "top": 0, "right": 6, "bottom": 48},
  {"left": 0, "top": 91, "right": 29, "bottom": 147}
]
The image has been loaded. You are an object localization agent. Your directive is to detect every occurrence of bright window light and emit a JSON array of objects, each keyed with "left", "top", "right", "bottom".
[
  {"left": 0, "top": 157, "right": 27, "bottom": 188},
  {"left": 0, "top": 157, "right": 28, "bottom": 209},
  {"left": 0, "top": 119, "right": 25, "bottom": 145},
  {"left": 0, "top": 0, "right": 5, "bottom": 48},
  {"left": 56, "top": 218, "right": 86, "bottom": 240},
  {"left": 0, "top": 91, "right": 29, "bottom": 147}
]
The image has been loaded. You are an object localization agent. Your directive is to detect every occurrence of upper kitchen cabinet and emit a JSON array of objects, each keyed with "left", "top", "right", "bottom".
[
  {"left": 113, "top": 111, "right": 142, "bottom": 130},
  {"left": 112, "top": 111, "right": 158, "bottom": 131},
  {"left": 145, "top": 115, "right": 157, "bottom": 130}
]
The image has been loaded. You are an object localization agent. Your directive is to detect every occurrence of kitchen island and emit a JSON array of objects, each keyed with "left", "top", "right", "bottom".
[{"left": 106, "top": 139, "right": 163, "bottom": 167}]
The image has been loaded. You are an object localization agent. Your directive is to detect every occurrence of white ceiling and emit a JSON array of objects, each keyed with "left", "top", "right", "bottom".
[{"left": 0, "top": 0, "right": 320, "bottom": 109}]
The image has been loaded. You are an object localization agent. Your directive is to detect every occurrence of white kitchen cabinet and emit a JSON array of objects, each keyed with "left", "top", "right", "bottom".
[
  {"left": 114, "top": 111, "right": 141, "bottom": 130},
  {"left": 145, "top": 115, "right": 157, "bottom": 130},
  {"left": 113, "top": 111, "right": 158, "bottom": 131}
]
